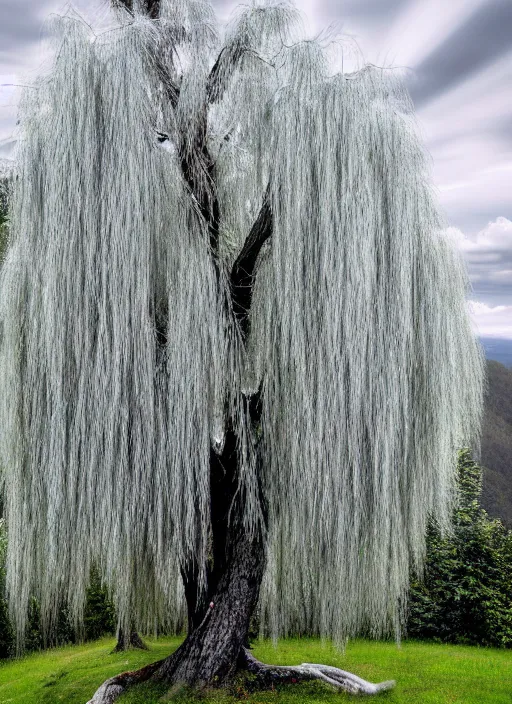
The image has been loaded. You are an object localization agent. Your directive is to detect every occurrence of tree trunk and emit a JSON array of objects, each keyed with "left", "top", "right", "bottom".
[
  {"left": 155, "top": 418, "right": 266, "bottom": 684},
  {"left": 112, "top": 629, "right": 149, "bottom": 653},
  {"left": 87, "top": 557, "right": 396, "bottom": 704},
  {"left": 155, "top": 528, "right": 265, "bottom": 685}
]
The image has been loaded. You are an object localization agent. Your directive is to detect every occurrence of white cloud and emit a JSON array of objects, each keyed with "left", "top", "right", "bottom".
[
  {"left": 457, "top": 217, "right": 512, "bottom": 253},
  {"left": 447, "top": 217, "right": 512, "bottom": 306},
  {"left": 468, "top": 301, "right": 512, "bottom": 339}
]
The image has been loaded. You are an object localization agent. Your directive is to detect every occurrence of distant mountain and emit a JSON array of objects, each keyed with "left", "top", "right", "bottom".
[
  {"left": 480, "top": 337, "right": 512, "bottom": 368},
  {"left": 480, "top": 360, "right": 512, "bottom": 526}
]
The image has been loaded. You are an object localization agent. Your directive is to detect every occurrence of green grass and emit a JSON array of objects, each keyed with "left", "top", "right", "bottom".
[
  {"left": 0, "top": 637, "right": 511, "bottom": 704},
  {"left": 0, "top": 637, "right": 180, "bottom": 704}
]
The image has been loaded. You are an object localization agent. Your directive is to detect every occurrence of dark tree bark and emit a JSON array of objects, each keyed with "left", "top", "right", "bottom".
[
  {"left": 154, "top": 516, "right": 265, "bottom": 684},
  {"left": 166, "top": 414, "right": 268, "bottom": 680},
  {"left": 106, "top": 8, "right": 270, "bottom": 687},
  {"left": 112, "top": 0, "right": 160, "bottom": 16},
  {"left": 112, "top": 0, "right": 270, "bottom": 661},
  {"left": 231, "top": 190, "right": 272, "bottom": 338},
  {"left": 112, "top": 629, "right": 149, "bottom": 653}
]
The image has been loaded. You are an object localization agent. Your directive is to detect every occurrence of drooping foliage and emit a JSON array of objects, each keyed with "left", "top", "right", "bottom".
[
  {"left": 0, "top": 10, "right": 244, "bottom": 645},
  {"left": 408, "top": 449, "right": 512, "bottom": 647},
  {"left": 0, "top": 523, "right": 116, "bottom": 658},
  {"left": 0, "top": 0, "right": 483, "bottom": 649},
  {"left": 253, "top": 62, "right": 484, "bottom": 641}
]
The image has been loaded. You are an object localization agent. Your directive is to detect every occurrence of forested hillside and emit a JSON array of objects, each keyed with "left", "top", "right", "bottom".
[
  {"left": 481, "top": 360, "right": 512, "bottom": 525},
  {"left": 480, "top": 338, "right": 512, "bottom": 368}
]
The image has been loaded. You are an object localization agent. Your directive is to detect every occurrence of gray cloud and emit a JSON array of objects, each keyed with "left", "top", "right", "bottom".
[
  {"left": 452, "top": 218, "right": 512, "bottom": 305},
  {"left": 409, "top": 0, "right": 512, "bottom": 107},
  {"left": 0, "top": 1, "right": 54, "bottom": 65},
  {"left": 0, "top": 140, "right": 16, "bottom": 159},
  {"left": 321, "top": 0, "right": 407, "bottom": 21},
  {"left": 493, "top": 117, "right": 512, "bottom": 146}
]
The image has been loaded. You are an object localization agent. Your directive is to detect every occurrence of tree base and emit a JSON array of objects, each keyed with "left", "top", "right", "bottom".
[
  {"left": 111, "top": 631, "right": 149, "bottom": 654},
  {"left": 86, "top": 646, "right": 395, "bottom": 703}
]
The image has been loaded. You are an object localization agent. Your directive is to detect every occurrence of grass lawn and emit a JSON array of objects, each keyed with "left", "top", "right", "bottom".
[{"left": 0, "top": 637, "right": 510, "bottom": 704}]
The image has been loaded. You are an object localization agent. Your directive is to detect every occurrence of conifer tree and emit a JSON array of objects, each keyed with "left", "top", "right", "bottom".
[{"left": 408, "top": 449, "right": 512, "bottom": 647}]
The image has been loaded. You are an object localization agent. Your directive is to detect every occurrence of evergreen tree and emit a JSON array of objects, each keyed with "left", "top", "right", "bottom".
[{"left": 408, "top": 449, "right": 512, "bottom": 647}]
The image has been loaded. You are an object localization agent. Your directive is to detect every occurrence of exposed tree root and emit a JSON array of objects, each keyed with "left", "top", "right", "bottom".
[
  {"left": 86, "top": 658, "right": 165, "bottom": 704},
  {"left": 86, "top": 647, "right": 395, "bottom": 703},
  {"left": 241, "top": 648, "right": 395, "bottom": 695}
]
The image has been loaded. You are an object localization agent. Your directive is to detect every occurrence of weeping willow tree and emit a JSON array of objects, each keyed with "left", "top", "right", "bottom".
[{"left": 0, "top": 0, "right": 484, "bottom": 700}]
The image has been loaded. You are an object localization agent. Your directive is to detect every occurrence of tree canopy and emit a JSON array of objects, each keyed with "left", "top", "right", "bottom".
[{"left": 0, "top": 0, "right": 483, "bottom": 664}]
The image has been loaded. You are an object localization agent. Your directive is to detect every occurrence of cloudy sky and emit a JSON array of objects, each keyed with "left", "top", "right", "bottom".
[{"left": 0, "top": 0, "right": 511, "bottom": 337}]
